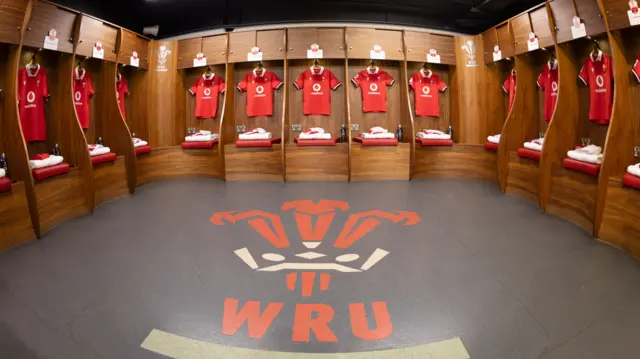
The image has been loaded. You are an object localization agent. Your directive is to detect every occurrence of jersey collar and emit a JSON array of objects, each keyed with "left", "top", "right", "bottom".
[
  {"left": 75, "top": 67, "right": 86, "bottom": 80},
  {"left": 548, "top": 59, "right": 558, "bottom": 70},
  {"left": 420, "top": 68, "right": 433, "bottom": 78},
  {"left": 26, "top": 64, "right": 40, "bottom": 77},
  {"left": 253, "top": 68, "right": 266, "bottom": 77},
  {"left": 590, "top": 50, "right": 603, "bottom": 62},
  {"left": 203, "top": 73, "right": 215, "bottom": 81},
  {"left": 310, "top": 66, "right": 324, "bottom": 75},
  {"left": 366, "top": 66, "right": 379, "bottom": 75}
]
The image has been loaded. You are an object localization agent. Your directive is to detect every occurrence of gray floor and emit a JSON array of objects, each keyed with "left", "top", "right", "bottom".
[{"left": 1, "top": 178, "right": 639, "bottom": 359}]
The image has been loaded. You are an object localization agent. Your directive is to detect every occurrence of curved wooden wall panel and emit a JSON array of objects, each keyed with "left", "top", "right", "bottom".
[
  {"left": 412, "top": 144, "right": 498, "bottom": 183},
  {"left": 137, "top": 147, "right": 222, "bottom": 186},
  {"left": 0, "top": 182, "right": 34, "bottom": 251}
]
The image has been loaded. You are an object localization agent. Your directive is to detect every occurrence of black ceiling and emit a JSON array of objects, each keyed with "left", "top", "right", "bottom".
[{"left": 53, "top": 0, "right": 545, "bottom": 38}]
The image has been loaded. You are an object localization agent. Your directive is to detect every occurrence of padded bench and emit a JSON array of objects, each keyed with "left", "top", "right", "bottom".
[
  {"left": 353, "top": 137, "right": 398, "bottom": 146},
  {"left": 182, "top": 139, "right": 219, "bottom": 149},
  {"left": 623, "top": 173, "right": 640, "bottom": 190},
  {"left": 91, "top": 152, "right": 117, "bottom": 166},
  {"left": 32, "top": 162, "right": 70, "bottom": 182},
  {"left": 295, "top": 138, "right": 338, "bottom": 147},
  {"left": 0, "top": 177, "right": 11, "bottom": 192},
  {"left": 417, "top": 138, "right": 453, "bottom": 147},
  {"left": 517, "top": 148, "right": 541, "bottom": 162},
  {"left": 235, "top": 138, "right": 281, "bottom": 148},
  {"left": 563, "top": 157, "right": 601, "bottom": 176},
  {"left": 484, "top": 142, "right": 499, "bottom": 151},
  {"left": 135, "top": 145, "right": 152, "bottom": 155}
]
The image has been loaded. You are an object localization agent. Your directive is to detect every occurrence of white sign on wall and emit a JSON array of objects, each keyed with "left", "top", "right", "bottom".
[
  {"left": 43, "top": 29, "right": 59, "bottom": 51},
  {"left": 426, "top": 49, "right": 441, "bottom": 64},
  {"left": 571, "top": 16, "right": 587, "bottom": 39},
  {"left": 247, "top": 47, "right": 263, "bottom": 62},
  {"left": 193, "top": 52, "right": 207, "bottom": 67},
  {"left": 527, "top": 32, "right": 539, "bottom": 52},
  {"left": 629, "top": 0, "right": 640, "bottom": 26},
  {"left": 493, "top": 45, "right": 502, "bottom": 62},
  {"left": 307, "top": 43, "right": 324, "bottom": 59},
  {"left": 93, "top": 41, "right": 104, "bottom": 59},
  {"left": 130, "top": 51, "right": 140, "bottom": 67},
  {"left": 369, "top": 44, "right": 386, "bottom": 60}
]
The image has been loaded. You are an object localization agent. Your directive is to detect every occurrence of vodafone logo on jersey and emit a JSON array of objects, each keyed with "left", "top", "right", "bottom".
[
  {"left": 25, "top": 91, "right": 37, "bottom": 108},
  {"left": 254, "top": 85, "right": 266, "bottom": 97},
  {"left": 311, "top": 83, "right": 324, "bottom": 96},
  {"left": 368, "top": 83, "right": 380, "bottom": 95},
  {"left": 551, "top": 81, "right": 558, "bottom": 94},
  {"left": 203, "top": 87, "right": 212, "bottom": 99},
  {"left": 421, "top": 85, "right": 432, "bottom": 97},
  {"left": 595, "top": 75, "right": 607, "bottom": 93}
]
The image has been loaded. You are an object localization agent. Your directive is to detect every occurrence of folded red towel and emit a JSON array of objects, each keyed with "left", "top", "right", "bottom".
[{"left": 32, "top": 153, "right": 50, "bottom": 160}]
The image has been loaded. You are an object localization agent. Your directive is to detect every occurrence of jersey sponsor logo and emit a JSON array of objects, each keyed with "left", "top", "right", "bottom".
[
  {"left": 421, "top": 85, "right": 431, "bottom": 97},
  {"left": 311, "top": 83, "right": 324, "bottom": 95},
  {"left": 595, "top": 75, "right": 607, "bottom": 93},
  {"left": 25, "top": 91, "right": 37, "bottom": 108},
  {"left": 368, "top": 83, "right": 379, "bottom": 95},
  {"left": 255, "top": 85, "right": 266, "bottom": 97},
  {"left": 551, "top": 81, "right": 558, "bottom": 94},
  {"left": 203, "top": 87, "right": 212, "bottom": 99}
]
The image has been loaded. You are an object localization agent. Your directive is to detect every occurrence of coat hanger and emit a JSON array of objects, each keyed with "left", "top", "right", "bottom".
[
  {"left": 313, "top": 58, "right": 319, "bottom": 68},
  {"left": 27, "top": 51, "right": 40, "bottom": 67},
  {"left": 204, "top": 65, "right": 212, "bottom": 75}
]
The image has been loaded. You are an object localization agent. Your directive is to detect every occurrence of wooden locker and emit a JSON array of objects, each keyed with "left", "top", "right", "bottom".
[
  {"left": 202, "top": 34, "right": 227, "bottom": 65},
  {"left": 496, "top": 23, "right": 515, "bottom": 58},
  {"left": 577, "top": 0, "right": 607, "bottom": 36},
  {"left": 177, "top": 37, "right": 202, "bottom": 69},
  {"left": 548, "top": 0, "right": 575, "bottom": 45},
  {"left": 511, "top": 13, "right": 532, "bottom": 55},
  {"left": 77, "top": 16, "right": 119, "bottom": 62},
  {"left": 346, "top": 28, "right": 403, "bottom": 60},
  {"left": 228, "top": 31, "right": 256, "bottom": 63},
  {"left": 600, "top": 0, "right": 633, "bottom": 31},
  {"left": 23, "top": 1, "right": 78, "bottom": 54},
  {"left": 430, "top": 34, "right": 456, "bottom": 65},
  {"left": 256, "top": 29, "right": 285, "bottom": 61},
  {"left": 119, "top": 30, "right": 150, "bottom": 69},
  {"left": 317, "top": 28, "right": 345, "bottom": 59},
  {"left": 287, "top": 28, "right": 318, "bottom": 60},
  {"left": 530, "top": 6, "right": 554, "bottom": 49},
  {"left": 405, "top": 31, "right": 430, "bottom": 63},
  {"left": 482, "top": 29, "right": 499, "bottom": 63}
]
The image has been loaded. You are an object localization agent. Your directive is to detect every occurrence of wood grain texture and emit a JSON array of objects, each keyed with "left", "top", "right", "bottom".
[
  {"left": 227, "top": 30, "right": 255, "bottom": 64},
  {"left": 0, "top": 0, "right": 29, "bottom": 44},
  {"left": 118, "top": 29, "right": 150, "bottom": 69},
  {"left": 577, "top": 0, "right": 607, "bottom": 36},
  {"left": 511, "top": 13, "right": 533, "bottom": 55},
  {"left": 76, "top": 15, "right": 118, "bottom": 62},
  {"left": 350, "top": 143, "right": 410, "bottom": 181},
  {"left": 412, "top": 144, "right": 498, "bottom": 183},
  {"left": 505, "top": 151, "right": 540, "bottom": 204},
  {"left": 224, "top": 144, "right": 283, "bottom": 181},
  {"left": 286, "top": 28, "right": 319, "bottom": 60},
  {"left": 404, "top": 31, "right": 455, "bottom": 65},
  {"left": 35, "top": 166, "right": 89, "bottom": 234},
  {"left": 148, "top": 40, "right": 179, "bottom": 147},
  {"left": 455, "top": 35, "right": 488, "bottom": 144},
  {"left": 285, "top": 143, "right": 348, "bottom": 181},
  {"left": 548, "top": 0, "right": 577, "bottom": 45},
  {"left": 201, "top": 34, "right": 226, "bottom": 65},
  {"left": 318, "top": 28, "right": 346, "bottom": 59},
  {"left": 93, "top": 155, "right": 129, "bottom": 207},
  {"left": 121, "top": 66, "right": 149, "bottom": 142},
  {"left": 346, "top": 28, "right": 404, "bottom": 61},
  {"left": 599, "top": 177, "right": 640, "bottom": 260},
  {"left": 482, "top": 29, "right": 499, "bottom": 64},
  {"left": 177, "top": 37, "right": 202, "bottom": 69},
  {"left": 0, "top": 182, "right": 36, "bottom": 253},
  {"left": 600, "top": 0, "right": 632, "bottom": 32},
  {"left": 137, "top": 146, "right": 222, "bottom": 186},
  {"left": 530, "top": 5, "right": 555, "bottom": 49},
  {"left": 546, "top": 162, "right": 598, "bottom": 233},
  {"left": 23, "top": 0, "right": 77, "bottom": 54},
  {"left": 257, "top": 29, "right": 285, "bottom": 61},
  {"left": 497, "top": 23, "right": 515, "bottom": 58}
]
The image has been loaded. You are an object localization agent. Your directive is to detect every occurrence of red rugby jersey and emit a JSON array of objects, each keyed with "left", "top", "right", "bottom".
[
  {"left": 73, "top": 68, "right": 95, "bottom": 129},
  {"left": 579, "top": 51, "right": 613, "bottom": 124},
  {"left": 351, "top": 66, "right": 394, "bottom": 113},
  {"left": 237, "top": 69, "right": 283, "bottom": 117},
  {"left": 503, "top": 70, "right": 516, "bottom": 115},
  {"left": 537, "top": 60, "right": 559, "bottom": 122},
  {"left": 18, "top": 65, "right": 50, "bottom": 142},
  {"left": 116, "top": 74, "right": 129, "bottom": 120},
  {"left": 409, "top": 69, "right": 448, "bottom": 117},
  {"left": 293, "top": 67, "right": 342, "bottom": 115},
  {"left": 190, "top": 73, "right": 226, "bottom": 118}
]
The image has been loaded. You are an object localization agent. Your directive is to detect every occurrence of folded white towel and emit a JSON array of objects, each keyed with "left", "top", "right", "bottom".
[
  {"left": 422, "top": 129, "right": 446, "bottom": 135},
  {"left": 0, "top": 168, "right": 5, "bottom": 178},
  {"left": 185, "top": 133, "right": 218, "bottom": 142},
  {"left": 89, "top": 147, "right": 111, "bottom": 157},
  {"left": 576, "top": 144, "right": 602, "bottom": 155},
  {"left": 198, "top": 130, "right": 212, "bottom": 136},
  {"left": 299, "top": 133, "right": 332, "bottom": 140},
  {"left": 244, "top": 128, "right": 268, "bottom": 135},
  {"left": 567, "top": 150, "right": 603, "bottom": 164},
  {"left": 488, "top": 134, "right": 501, "bottom": 144},
  {"left": 304, "top": 127, "right": 325, "bottom": 134},
  {"left": 416, "top": 132, "right": 451, "bottom": 140},
  {"left": 30, "top": 155, "right": 64, "bottom": 169},
  {"left": 524, "top": 142, "right": 543, "bottom": 152},
  {"left": 628, "top": 164, "right": 640, "bottom": 178},
  {"left": 368, "top": 126, "right": 388, "bottom": 134},
  {"left": 239, "top": 132, "right": 272, "bottom": 140},
  {"left": 133, "top": 139, "right": 148, "bottom": 147}
]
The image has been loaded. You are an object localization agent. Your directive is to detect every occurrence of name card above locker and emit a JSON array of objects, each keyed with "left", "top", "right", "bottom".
[
  {"left": 345, "top": 28, "right": 404, "bottom": 61},
  {"left": 287, "top": 28, "right": 346, "bottom": 60},
  {"left": 227, "top": 29, "right": 285, "bottom": 63},
  {"left": 119, "top": 30, "right": 150, "bottom": 69},
  {"left": 23, "top": 1, "right": 78, "bottom": 54},
  {"left": 77, "top": 15, "right": 118, "bottom": 62},
  {"left": 405, "top": 31, "right": 455, "bottom": 65}
]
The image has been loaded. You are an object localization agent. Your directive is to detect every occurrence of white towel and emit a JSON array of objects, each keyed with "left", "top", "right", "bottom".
[
  {"left": 185, "top": 133, "right": 218, "bottom": 142},
  {"left": 575, "top": 144, "right": 602, "bottom": 155},
  {"left": 198, "top": 130, "right": 212, "bottom": 136},
  {"left": 524, "top": 142, "right": 542, "bottom": 152},
  {"left": 299, "top": 133, "right": 332, "bottom": 140},
  {"left": 567, "top": 150, "right": 603, "bottom": 164},
  {"left": 304, "top": 127, "right": 325, "bottom": 134},
  {"left": 487, "top": 134, "right": 501, "bottom": 144},
  {"left": 368, "top": 126, "right": 388, "bottom": 134},
  {"left": 0, "top": 168, "right": 5, "bottom": 178},
  {"left": 30, "top": 155, "right": 64, "bottom": 169},
  {"left": 239, "top": 132, "right": 272, "bottom": 140},
  {"left": 362, "top": 132, "right": 395, "bottom": 139},
  {"left": 628, "top": 164, "right": 640, "bottom": 177},
  {"left": 89, "top": 146, "right": 111, "bottom": 157},
  {"left": 416, "top": 132, "right": 451, "bottom": 140},
  {"left": 133, "top": 138, "right": 148, "bottom": 148}
]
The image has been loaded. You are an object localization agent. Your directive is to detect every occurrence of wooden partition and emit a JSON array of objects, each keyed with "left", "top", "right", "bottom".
[
  {"left": 224, "top": 29, "right": 286, "bottom": 181},
  {"left": 597, "top": 7, "right": 640, "bottom": 257},
  {"left": 75, "top": 14, "right": 133, "bottom": 207},
  {"left": 285, "top": 27, "right": 349, "bottom": 181}
]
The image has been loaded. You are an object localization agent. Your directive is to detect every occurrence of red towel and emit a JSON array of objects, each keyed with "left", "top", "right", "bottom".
[{"left": 32, "top": 153, "right": 50, "bottom": 160}]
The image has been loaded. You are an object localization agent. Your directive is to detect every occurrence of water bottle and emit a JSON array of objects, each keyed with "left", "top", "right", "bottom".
[
  {"left": 340, "top": 124, "right": 347, "bottom": 143},
  {"left": 52, "top": 144, "right": 61, "bottom": 156},
  {"left": 396, "top": 125, "right": 403, "bottom": 142},
  {"left": 0, "top": 153, "right": 7, "bottom": 177},
  {"left": 97, "top": 136, "right": 104, "bottom": 146},
  {"left": 446, "top": 125, "right": 453, "bottom": 139}
]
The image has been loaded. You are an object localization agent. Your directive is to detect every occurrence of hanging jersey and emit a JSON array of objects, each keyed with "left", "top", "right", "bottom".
[
  {"left": 537, "top": 60, "right": 559, "bottom": 122},
  {"left": 237, "top": 69, "right": 283, "bottom": 117},
  {"left": 503, "top": 70, "right": 516, "bottom": 115},
  {"left": 632, "top": 56, "right": 640, "bottom": 83},
  {"left": 17, "top": 65, "right": 50, "bottom": 142},
  {"left": 293, "top": 67, "right": 342, "bottom": 116},
  {"left": 190, "top": 73, "right": 226, "bottom": 118},
  {"left": 409, "top": 69, "right": 448, "bottom": 117},
  {"left": 116, "top": 75, "right": 129, "bottom": 120},
  {"left": 351, "top": 67, "right": 394, "bottom": 113},
  {"left": 579, "top": 51, "right": 613, "bottom": 124},
  {"left": 73, "top": 68, "right": 95, "bottom": 129}
]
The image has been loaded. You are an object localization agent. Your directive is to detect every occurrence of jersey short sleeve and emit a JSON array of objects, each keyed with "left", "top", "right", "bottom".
[
  {"left": 87, "top": 77, "right": 95, "bottom": 97},
  {"left": 237, "top": 74, "right": 249, "bottom": 92},
  {"left": 634, "top": 58, "right": 640, "bottom": 83},
  {"left": 578, "top": 63, "right": 589, "bottom": 86},
  {"left": 190, "top": 77, "right": 201, "bottom": 95},
  {"left": 271, "top": 73, "right": 284, "bottom": 89},
  {"left": 293, "top": 72, "right": 306, "bottom": 90},
  {"left": 41, "top": 69, "right": 50, "bottom": 98},
  {"left": 351, "top": 72, "right": 363, "bottom": 88},
  {"left": 329, "top": 71, "right": 341, "bottom": 90},
  {"left": 503, "top": 76, "right": 511, "bottom": 93},
  {"left": 218, "top": 77, "right": 226, "bottom": 93},
  {"left": 383, "top": 72, "right": 394, "bottom": 86},
  {"left": 537, "top": 68, "right": 545, "bottom": 89},
  {"left": 438, "top": 77, "right": 447, "bottom": 92}
]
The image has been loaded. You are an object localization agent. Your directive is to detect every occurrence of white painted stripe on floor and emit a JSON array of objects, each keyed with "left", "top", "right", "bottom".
[
  {"left": 234, "top": 248, "right": 259, "bottom": 269},
  {"left": 141, "top": 329, "right": 471, "bottom": 359},
  {"left": 360, "top": 249, "right": 389, "bottom": 271}
]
